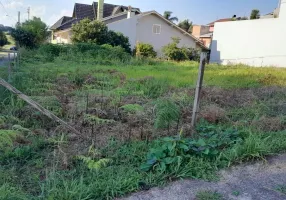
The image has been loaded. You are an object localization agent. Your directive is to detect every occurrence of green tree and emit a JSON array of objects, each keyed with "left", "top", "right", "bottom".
[
  {"left": 71, "top": 19, "right": 131, "bottom": 53},
  {"left": 178, "top": 19, "right": 193, "bottom": 33},
  {"left": 71, "top": 19, "right": 108, "bottom": 44},
  {"left": 250, "top": 9, "right": 260, "bottom": 19},
  {"left": 163, "top": 11, "right": 178, "bottom": 23},
  {"left": 11, "top": 17, "right": 49, "bottom": 48},
  {"left": 0, "top": 31, "right": 8, "bottom": 47}
]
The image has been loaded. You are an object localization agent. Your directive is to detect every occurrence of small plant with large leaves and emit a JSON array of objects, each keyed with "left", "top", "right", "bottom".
[{"left": 140, "top": 126, "right": 243, "bottom": 173}]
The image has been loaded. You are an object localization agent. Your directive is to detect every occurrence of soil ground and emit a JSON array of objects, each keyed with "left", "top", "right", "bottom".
[{"left": 123, "top": 154, "right": 286, "bottom": 200}]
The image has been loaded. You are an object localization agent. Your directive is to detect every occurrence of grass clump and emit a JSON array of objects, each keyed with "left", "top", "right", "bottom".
[
  {"left": 0, "top": 183, "right": 28, "bottom": 200},
  {"left": 196, "top": 190, "right": 223, "bottom": 200},
  {"left": 120, "top": 104, "right": 144, "bottom": 114},
  {"left": 0, "top": 130, "right": 19, "bottom": 150},
  {"left": 275, "top": 185, "right": 286, "bottom": 195}
]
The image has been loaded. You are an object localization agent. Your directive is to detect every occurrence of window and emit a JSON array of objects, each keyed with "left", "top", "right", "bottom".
[{"left": 153, "top": 24, "right": 161, "bottom": 34}]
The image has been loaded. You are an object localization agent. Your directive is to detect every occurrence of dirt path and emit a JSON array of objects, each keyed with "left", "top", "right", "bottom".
[{"left": 123, "top": 154, "right": 286, "bottom": 200}]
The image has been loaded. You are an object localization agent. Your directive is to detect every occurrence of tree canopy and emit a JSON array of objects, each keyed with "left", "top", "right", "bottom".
[
  {"left": 11, "top": 17, "right": 49, "bottom": 48},
  {"left": 71, "top": 19, "right": 131, "bottom": 53},
  {"left": 0, "top": 31, "right": 8, "bottom": 47},
  {"left": 163, "top": 11, "right": 178, "bottom": 23},
  {"left": 250, "top": 9, "right": 260, "bottom": 19},
  {"left": 178, "top": 19, "right": 193, "bottom": 33}
]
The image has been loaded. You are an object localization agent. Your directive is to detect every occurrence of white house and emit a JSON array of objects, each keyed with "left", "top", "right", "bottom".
[
  {"left": 50, "top": 0, "right": 208, "bottom": 55},
  {"left": 210, "top": 0, "right": 286, "bottom": 67}
]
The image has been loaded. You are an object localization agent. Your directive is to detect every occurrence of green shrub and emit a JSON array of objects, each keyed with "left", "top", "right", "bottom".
[
  {"left": 107, "top": 31, "right": 131, "bottom": 53},
  {"left": 162, "top": 37, "right": 201, "bottom": 61},
  {"left": 22, "top": 43, "right": 132, "bottom": 64},
  {"left": 162, "top": 37, "right": 188, "bottom": 61},
  {"left": 136, "top": 42, "right": 157, "bottom": 58},
  {"left": 71, "top": 19, "right": 131, "bottom": 53},
  {"left": 0, "top": 30, "right": 8, "bottom": 47},
  {"left": 183, "top": 47, "right": 201, "bottom": 62},
  {"left": 11, "top": 17, "right": 49, "bottom": 48},
  {"left": 141, "top": 126, "right": 243, "bottom": 172}
]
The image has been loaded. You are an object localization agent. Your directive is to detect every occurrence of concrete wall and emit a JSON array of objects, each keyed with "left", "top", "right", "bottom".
[
  {"left": 192, "top": 25, "right": 210, "bottom": 38},
  {"left": 53, "top": 29, "right": 72, "bottom": 44},
  {"left": 136, "top": 14, "right": 197, "bottom": 56},
  {"left": 210, "top": 0, "right": 286, "bottom": 67},
  {"left": 107, "top": 16, "right": 139, "bottom": 49}
]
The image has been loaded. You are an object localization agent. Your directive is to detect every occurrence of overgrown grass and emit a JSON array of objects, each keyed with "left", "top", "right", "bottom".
[{"left": 1, "top": 44, "right": 286, "bottom": 199}]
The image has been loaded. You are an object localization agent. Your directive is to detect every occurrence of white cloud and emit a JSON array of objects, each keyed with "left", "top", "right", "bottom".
[
  {"left": 30, "top": 6, "right": 46, "bottom": 18},
  {"left": 5, "top": 0, "right": 23, "bottom": 9}
]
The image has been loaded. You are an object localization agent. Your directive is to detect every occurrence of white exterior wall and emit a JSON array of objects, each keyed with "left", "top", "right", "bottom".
[
  {"left": 107, "top": 16, "right": 139, "bottom": 49},
  {"left": 210, "top": 0, "right": 286, "bottom": 67},
  {"left": 136, "top": 14, "right": 196, "bottom": 56}
]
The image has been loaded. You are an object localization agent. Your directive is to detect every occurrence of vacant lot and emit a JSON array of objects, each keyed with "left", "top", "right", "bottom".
[{"left": 0, "top": 44, "right": 286, "bottom": 199}]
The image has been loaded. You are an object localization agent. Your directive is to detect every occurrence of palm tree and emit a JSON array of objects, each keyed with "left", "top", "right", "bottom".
[
  {"left": 250, "top": 9, "right": 260, "bottom": 19},
  {"left": 163, "top": 11, "right": 178, "bottom": 23},
  {"left": 178, "top": 19, "right": 193, "bottom": 33}
]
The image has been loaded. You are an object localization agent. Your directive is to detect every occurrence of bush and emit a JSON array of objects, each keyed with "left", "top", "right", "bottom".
[
  {"left": 22, "top": 43, "right": 131, "bottom": 63},
  {"left": 11, "top": 17, "right": 49, "bottom": 48},
  {"left": 135, "top": 42, "right": 157, "bottom": 58},
  {"left": 162, "top": 37, "right": 188, "bottom": 61},
  {"left": 71, "top": 19, "right": 108, "bottom": 44},
  {"left": 107, "top": 31, "right": 131, "bottom": 53},
  {"left": 162, "top": 37, "right": 201, "bottom": 61},
  {"left": 0, "top": 31, "right": 8, "bottom": 47},
  {"left": 71, "top": 19, "right": 131, "bottom": 53}
]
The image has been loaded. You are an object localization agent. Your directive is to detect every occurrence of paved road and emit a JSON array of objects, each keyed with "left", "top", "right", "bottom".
[
  {"left": 123, "top": 154, "right": 286, "bottom": 200},
  {"left": 0, "top": 53, "right": 16, "bottom": 67}
]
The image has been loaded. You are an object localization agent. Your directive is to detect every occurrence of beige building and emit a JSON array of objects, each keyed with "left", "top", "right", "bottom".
[{"left": 50, "top": 1, "right": 208, "bottom": 55}]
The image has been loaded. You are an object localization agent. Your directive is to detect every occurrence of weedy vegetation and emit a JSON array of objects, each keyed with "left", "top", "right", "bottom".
[{"left": 0, "top": 43, "right": 286, "bottom": 199}]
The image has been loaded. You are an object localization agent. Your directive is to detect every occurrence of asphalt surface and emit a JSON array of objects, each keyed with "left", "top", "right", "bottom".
[{"left": 0, "top": 53, "right": 16, "bottom": 67}]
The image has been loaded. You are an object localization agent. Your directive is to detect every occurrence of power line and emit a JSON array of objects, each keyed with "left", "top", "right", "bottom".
[
  {"left": 0, "top": 0, "right": 18, "bottom": 23},
  {"left": 0, "top": 0, "right": 8, "bottom": 15}
]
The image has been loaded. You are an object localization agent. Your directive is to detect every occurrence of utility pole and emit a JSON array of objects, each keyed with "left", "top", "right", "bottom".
[
  {"left": 17, "top": 11, "right": 20, "bottom": 25},
  {"left": 27, "top": 7, "right": 30, "bottom": 20}
]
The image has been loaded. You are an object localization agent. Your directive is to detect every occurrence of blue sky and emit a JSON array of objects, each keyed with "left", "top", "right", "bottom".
[{"left": 0, "top": 0, "right": 279, "bottom": 27}]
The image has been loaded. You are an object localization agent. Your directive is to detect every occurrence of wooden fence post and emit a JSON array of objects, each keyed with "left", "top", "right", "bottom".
[
  {"left": 8, "top": 53, "right": 11, "bottom": 82},
  {"left": 191, "top": 52, "right": 207, "bottom": 127},
  {"left": 13, "top": 52, "right": 16, "bottom": 69}
]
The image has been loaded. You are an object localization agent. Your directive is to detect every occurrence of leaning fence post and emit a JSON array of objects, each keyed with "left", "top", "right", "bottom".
[
  {"left": 0, "top": 78, "right": 81, "bottom": 135},
  {"left": 191, "top": 52, "right": 207, "bottom": 127}
]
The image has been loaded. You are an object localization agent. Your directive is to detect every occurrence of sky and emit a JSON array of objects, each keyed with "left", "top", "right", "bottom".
[{"left": 0, "top": 0, "right": 280, "bottom": 27}]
